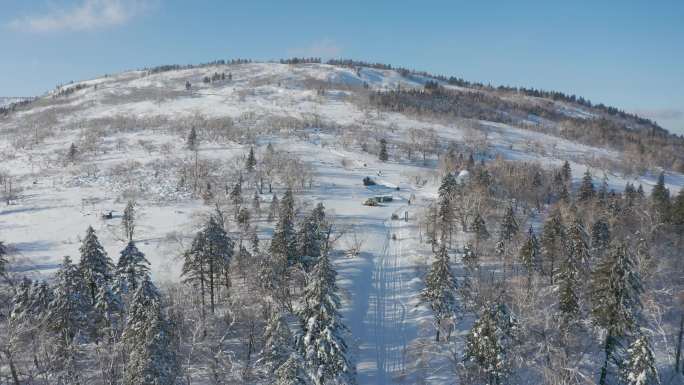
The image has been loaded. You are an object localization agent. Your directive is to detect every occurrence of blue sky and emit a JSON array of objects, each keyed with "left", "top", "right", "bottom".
[{"left": 2, "top": 0, "right": 683, "bottom": 134}]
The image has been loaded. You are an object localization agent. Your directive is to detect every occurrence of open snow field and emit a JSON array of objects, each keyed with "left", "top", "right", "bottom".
[{"left": 1, "top": 62, "right": 682, "bottom": 384}]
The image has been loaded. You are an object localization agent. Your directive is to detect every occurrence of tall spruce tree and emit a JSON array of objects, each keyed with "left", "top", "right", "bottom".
[
  {"left": 297, "top": 253, "right": 354, "bottom": 385},
  {"left": 540, "top": 209, "right": 565, "bottom": 284},
  {"left": 464, "top": 303, "right": 517, "bottom": 385},
  {"left": 651, "top": 172, "right": 671, "bottom": 223},
  {"left": 0, "top": 240, "right": 7, "bottom": 277},
  {"left": 591, "top": 218, "right": 611, "bottom": 258},
  {"left": 275, "top": 354, "right": 309, "bottom": 385},
  {"left": 421, "top": 244, "right": 459, "bottom": 342},
  {"left": 270, "top": 188, "right": 297, "bottom": 271},
  {"left": 246, "top": 146, "right": 257, "bottom": 172},
  {"left": 79, "top": 226, "right": 113, "bottom": 305},
  {"left": 122, "top": 200, "right": 136, "bottom": 242},
  {"left": 378, "top": 138, "right": 388, "bottom": 162},
  {"left": 561, "top": 161, "right": 572, "bottom": 183},
  {"left": 260, "top": 312, "right": 295, "bottom": 370},
  {"left": 622, "top": 334, "right": 660, "bottom": 385},
  {"left": 591, "top": 242, "right": 643, "bottom": 385},
  {"left": 578, "top": 170, "right": 595, "bottom": 202},
  {"left": 202, "top": 215, "right": 235, "bottom": 313},
  {"left": 497, "top": 204, "right": 518, "bottom": 254},
  {"left": 122, "top": 276, "right": 179, "bottom": 385},
  {"left": 297, "top": 203, "right": 328, "bottom": 269},
  {"left": 519, "top": 226, "right": 540, "bottom": 282},
  {"left": 187, "top": 126, "right": 197, "bottom": 150},
  {"left": 47, "top": 256, "right": 90, "bottom": 343},
  {"left": 115, "top": 241, "right": 150, "bottom": 294}
]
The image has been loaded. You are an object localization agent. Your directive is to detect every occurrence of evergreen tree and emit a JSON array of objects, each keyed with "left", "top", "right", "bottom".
[
  {"left": 187, "top": 126, "right": 197, "bottom": 150},
  {"left": 68, "top": 143, "right": 78, "bottom": 163},
  {"left": 421, "top": 245, "right": 459, "bottom": 342},
  {"left": 297, "top": 253, "right": 354, "bottom": 385},
  {"left": 540, "top": 209, "right": 565, "bottom": 284},
  {"left": 181, "top": 230, "right": 208, "bottom": 314},
  {"left": 471, "top": 212, "right": 489, "bottom": 242},
  {"left": 260, "top": 312, "right": 295, "bottom": 370},
  {"left": 561, "top": 161, "right": 572, "bottom": 182},
  {"left": 497, "top": 204, "right": 518, "bottom": 254},
  {"left": 464, "top": 303, "right": 517, "bottom": 385},
  {"left": 651, "top": 172, "right": 671, "bottom": 223},
  {"left": 591, "top": 242, "right": 643, "bottom": 385},
  {"left": 378, "top": 138, "right": 388, "bottom": 162},
  {"left": 0, "top": 240, "right": 7, "bottom": 277},
  {"left": 518, "top": 226, "right": 540, "bottom": 279},
  {"left": 591, "top": 218, "right": 611, "bottom": 257},
  {"left": 578, "top": 170, "right": 595, "bottom": 201},
  {"left": 246, "top": 146, "right": 257, "bottom": 172},
  {"left": 268, "top": 193, "right": 279, "bottom": 222},
  {"left": 79, "top": 226, "right": 113, "bottom": 305},
  {"left": 622, "top": 334, "right": 660, "bottom": 385},
  {"left": 275, "top": 354, "right": 309, "bottom": 385},
  {"left": 115, "top": 241, "right": 150, "bottom": 294},
  {"left": 252, "top": 190, "right": 261, "bottom": 219},
  {"left": 672, "top": 189, "right": 684, "bottom": 227},
  {"left": 122, "top": 200, "right": 136, "bottom": 242},
  {"left": 202, "top": 215, "right": 235, "bottom": 313},
  {"left": 297, "top": 203, "right": 328, "bottom": 269},
  {"left": 122, "top": 276, "right": 179, "bottom": 385},
  {"left": 270, "top": 188, "right": 297, "bottom": 271},
  {"left": 230, "top": 181, "right": 243, "bottom": 216},
  {"left": 47, "top": 256, "right": 91, "bottom": 343}
]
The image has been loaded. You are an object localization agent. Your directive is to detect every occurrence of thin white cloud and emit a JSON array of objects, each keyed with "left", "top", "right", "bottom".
[
  {"left": 288, "top": 38, "right": 342, "bottom": 58},
  {"left": 7, "top": 0, "right": 154, "bottom": 33}
]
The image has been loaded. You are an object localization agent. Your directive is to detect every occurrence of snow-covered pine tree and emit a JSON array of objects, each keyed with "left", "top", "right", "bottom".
[
  {"left": 464, "top": 303, "right": 517, "bottom": 385},
  {"left": 591, "top": 217, "right": 611, "bottom": 258},
  {"left": 622, "top": 334, "right": 660, "bottom": 385},
  {"left": 378, "top": 138, "right": 388, "bottom": 162},
  {"left": 259, "top": 312, "right": 295, "bottom": 370},
  {"left": 47, "top": 256, "right": 91, "bottom": 343},
  {"left": 268, "top": 193, "right": 279, "bottom": 222},
  {"left": 540, "top": 209, "right": 565, "bottom": 284},
  {"left": 651, "top": 172, "right": 671, "bottom": 223},
  {"left": 270, "top": 188, "right": 297, "bottom": 272},
  {"left": 181, "top": 230, "right": 208, "bottom": 313},
  {"left": 115, "top": 241, "right": 150, "bottom": 295},
  {"left": 79, "top": 226, "right": 114, "bottom": 305},
  {"left": 557, "top": 218, "right": 591, "bottom": 324},
  {"left": 578, "top": 169, "right": 595, "bottom": 202},
  {"left": 187, "top": 126, "right": 197, "bottom": 150},
  {"left": 122, "top": 275, "right": 179, "bottom": 385},
  {"left": 122, "top": 200, "right": 136, "bottom": 242},
  {"left": 252, "top": 190, "right": 261, "bottom": 219},
  {"left": 564, "top": 217, "right": 591, "bottom": 274},
  {"left": 0, "top": 239, "right": 7, "bottom": 277},
  {"left": 421, "top": 244, "right": 459, "bottom": 342},
  {"left": 591, "top": 241, "right": 643, "bottom": 385},
  {"left": 518, "top": 226, "right": 540, "bottom": 278},
  {"left": 230, "top": 181, "right": 243, "bottom": 217},
  {"left": 275, "top": 354, "right": 310, "bottom": 385},
  {"left": 297, "top": 253, "right": 354, "bottom": 385},
  {"left": 497, "top": 204, "right": 518, "bottom": 255},
  {"left": 246, "top": 146, "right": 257, "bottom": 172},
  {"left": 94, "top": 283, "right": 123, "bottom": 340},
  {"left": 202, "top": 215, "right": 235, "bottom": 313},
  {"left": 471, "top": 212, "right": 489, "bottom": 244},
  {"left": 297, "top": 203, "right": 328, "bottom": 269},
  {"left": 561, "top": 160, "right": 572, "bottom": 182}
]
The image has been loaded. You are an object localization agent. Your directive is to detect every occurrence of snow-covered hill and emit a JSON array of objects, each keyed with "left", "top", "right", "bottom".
[{"left": 0, "top": 61, "right": 682, "bottom": 384}]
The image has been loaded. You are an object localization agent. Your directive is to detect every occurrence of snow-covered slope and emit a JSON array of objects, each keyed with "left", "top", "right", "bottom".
[{"left": 0, "top": 62, "right": 681, "bottom": 384}]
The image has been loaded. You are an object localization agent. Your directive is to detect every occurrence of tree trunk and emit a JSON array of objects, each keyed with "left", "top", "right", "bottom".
[
  {"left": 676, "top": 314, "right": 683, "bottom": 373},
  {"left": 599, "top": 332, "right": 613, "bottom": 385}
]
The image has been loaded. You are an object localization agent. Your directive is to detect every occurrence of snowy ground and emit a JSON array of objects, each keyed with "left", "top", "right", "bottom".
[{"left": 1, "top": 62, "right": 682, "bottom": 384}]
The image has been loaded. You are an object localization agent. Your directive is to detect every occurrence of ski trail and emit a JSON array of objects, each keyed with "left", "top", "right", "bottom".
[{"left": 367, "top": 205, "right": 411, "bottom": 384}]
